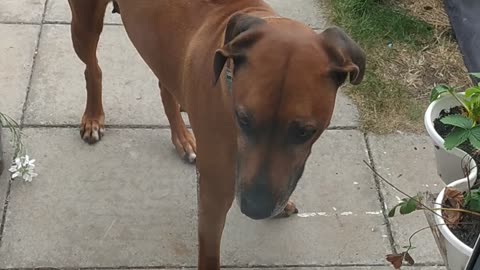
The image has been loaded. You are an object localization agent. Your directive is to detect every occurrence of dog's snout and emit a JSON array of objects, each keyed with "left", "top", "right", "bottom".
[{"left": 240, "top": 180, "right": 276, "bottom": 220}]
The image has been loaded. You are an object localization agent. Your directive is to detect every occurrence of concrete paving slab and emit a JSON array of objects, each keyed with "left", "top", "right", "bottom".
[
  {"left": 128, "top": 267, "right": 445, "bottom": 270},
  {"left": 43, "top": 0, "right": 328, "bottom": 29},
  {"left": 45, "top": 0, "right": 122, "bottom": 24},
  {"left": 0, "top": 24, "right": 40, "bottom": 123},
  {"left": 266, "top": 0, "right": 329, "bottom": 29},
  {"left": 0, "top": 0, "right": 45, "bottom": 23},
  {"left": 222, "top": 130, "right": 390, "bottom": 266},
  {"left": 0, "top": 128, "right": 12, "bottom": 222},
  {"left": 330, "top": 89, "right": 359, "bottom": 127},
  {"left": 0, "top": 128, "right": 197, "bottom": 268},
  {"left": 24, "top": 24, "right": 168, "bottom": 126},
  {"left": 0, "top": 129, "right": 388, "bottom": 268},
  {"left": 367, "top": 134, "right": 445, "bottom": 265},
  {"left": 23, "top": 24, "right": 353, "bottom": 128}
]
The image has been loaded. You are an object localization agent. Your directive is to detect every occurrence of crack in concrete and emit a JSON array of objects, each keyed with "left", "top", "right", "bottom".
[{"left": 363, "top": 133, "right": 398, "bottom": 255}]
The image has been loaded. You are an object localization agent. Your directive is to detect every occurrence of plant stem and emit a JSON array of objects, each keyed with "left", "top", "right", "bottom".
[
  {"left": 363, "top": 160, "right": 445, "bottom": 220},
  {"left": 0, "top": 112, "right": 24, "bottom": 158},
  {"left": 450, "top": 88, "right": 473, "bottom": 118},
  {"left": 405, "top": 225, "right": 435, "bottom": 254}
]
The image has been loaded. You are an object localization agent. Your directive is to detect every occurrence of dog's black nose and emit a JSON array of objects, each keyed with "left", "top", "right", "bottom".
[{"left": 240, "top": 182, "right": 276, "bottom": 220}]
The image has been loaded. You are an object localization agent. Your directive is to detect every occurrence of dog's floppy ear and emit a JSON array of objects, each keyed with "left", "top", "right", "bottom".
[
  {"left": 213, "top": 14, "right": 266, "bottom": 84},
  {"left": 318, "top": 27, "right": 366, "bottom": 86}
]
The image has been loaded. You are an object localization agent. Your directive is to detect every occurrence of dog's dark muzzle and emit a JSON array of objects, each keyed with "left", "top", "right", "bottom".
[{"left": 239, "top": 181, "right": 277, "bottom": 220}]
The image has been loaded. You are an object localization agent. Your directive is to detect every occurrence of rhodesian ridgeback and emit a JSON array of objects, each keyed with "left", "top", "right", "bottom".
[{"left": 67, "top": 0, "right": 366, "bottom": 268}]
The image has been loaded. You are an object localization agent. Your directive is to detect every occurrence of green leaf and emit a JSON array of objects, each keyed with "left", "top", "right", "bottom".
[
  {"left": 388, "top": 203, "right": 403, "bottom": 217},
  {"left": 470, "top": 126, "right": 480, "bottom": 149},
  {"left": 444, "top": 128, "right": 470, "bottom": 150},
  {"left": 430, "top": 84, "right": 451, "bottom": 102},
  {"left": 465, "top": 87, "right": 480, "bottom": 98},
  {"left": 399, "top": 198, "right": 418, "bottom": 215},
  {"left": 470, "top": 73, "right": 480, "bottom": 80},
  {"left": 440, "top": 115, "right": 474, "bottom": 129},
  {"left": 465, "top": 189, "right": 480, "bottom": 212}
]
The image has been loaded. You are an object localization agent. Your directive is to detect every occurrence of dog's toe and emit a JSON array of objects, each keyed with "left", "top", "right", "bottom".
[
  {"left": 274, "top": 200, "right": 299, "bottom": 218},
  {"left": 80, "top": 116, "right": 105, "bottom": 144},
  {"left": 172, "top": 129, "right": 197, "bottom": 164}
]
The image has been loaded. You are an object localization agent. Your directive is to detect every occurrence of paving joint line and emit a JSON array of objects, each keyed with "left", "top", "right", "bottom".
[
  {"left": 44, "top": 21, "right": 123, "bottom": 26},
  {"left": 0, "top": 21, "right": 41, "bottom": 25},
  {"left": 0, "top": 0, "right": 49, "bottom": 251},
  {"left": 19, "top": 0, "right": 49, "bottom": 127},
  {"left": 363, "top": 132, "right": 397, "bottom": 255},
  {"left": 19, "top": 124, "right": 357, "bottom": 130},
  {"left": 0, "top": 262, "right": 447, "bottom": 270},
  {"left": 1, "top": 21, "right": 321, "bottom": 29},
  {"left": 22, "top": 124, "right": 177, "bottom": 129}
]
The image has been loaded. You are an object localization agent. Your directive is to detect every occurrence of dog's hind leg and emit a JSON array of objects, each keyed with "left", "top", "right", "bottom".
[
  {"left": 68, "top": 0, "right": 109, "bottom": 144},
  {"left": 159, "top": 82, "right": 197, "bottom": 163}
]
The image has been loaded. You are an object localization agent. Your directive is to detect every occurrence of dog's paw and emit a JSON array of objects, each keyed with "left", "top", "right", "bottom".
[
  {"left": 80, "top": 115, "right": 105, "bottom": 144},
  {"left": 171, "top": 128, "right": 197, "bottom": 163},
  {"left": 274, "top": 200, "right": 299, "bottom": 218}
]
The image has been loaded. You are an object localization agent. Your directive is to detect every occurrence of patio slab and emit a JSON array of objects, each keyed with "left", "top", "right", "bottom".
[
  {"left": 0, "top": 128, "right": 12, "bottom": 222},
  {"left": 266, "top": 0, "right": 329, "bottom": 29},
  {"left": 43, "top": 0, "right": 329, "bottom": 29},
  {"left": 223, "top": 130, "right": 389, "bottom": 266},
  {"left": 0, "top": 24, "right": 40, "bottom": 123},
  {"left": 0, "top": 0, "right": 45, "bottom": 24},
  {"left": 23, "top": 23, "right": 357, "bottom": 128},
  {"left": 0, "top": 128, "right": 197, "bottom": 268},
  {"left": 23, "top": 24, "right": 166, "bottom": 127},
  {"left": 127, "top": 267, "right": 445, "bottom": 270},
  {"left": 0, "top": 129, "right": 388, "bottom": 268},
  {"left": 367, "top": 134, "right": 445, "bottom": 265},
  {"left": 45, "top": 0, "right": 122, "bottom": 25}
]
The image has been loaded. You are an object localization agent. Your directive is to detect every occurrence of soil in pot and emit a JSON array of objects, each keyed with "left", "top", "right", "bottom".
[
  {"left": 433, "top": 106, "right": 480, "bottom": 173},
  {"left": 443, "top": 181, "right": 480, "bottom": 249}
]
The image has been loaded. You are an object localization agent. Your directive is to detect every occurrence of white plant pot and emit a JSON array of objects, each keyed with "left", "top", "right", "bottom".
[
  {"left": 434, "top": 178, "right": 474, "bottom": 270},
  {"left": 424, "top": 93, "right": 477, "bottom": 185}
]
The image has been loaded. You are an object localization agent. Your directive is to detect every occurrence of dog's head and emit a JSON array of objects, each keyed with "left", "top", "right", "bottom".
[{"left": 214, "top": 14, "right": 366, "bottom": 220}]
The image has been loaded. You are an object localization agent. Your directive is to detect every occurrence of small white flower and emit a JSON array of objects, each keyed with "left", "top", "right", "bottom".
[{"left": 9, "top": 155, "right": 37, "bottom": 182}]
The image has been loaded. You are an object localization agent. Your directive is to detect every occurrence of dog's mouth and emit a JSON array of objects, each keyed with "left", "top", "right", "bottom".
[{"left": 234, "top": 164, "right": 302, "bottom": 220}]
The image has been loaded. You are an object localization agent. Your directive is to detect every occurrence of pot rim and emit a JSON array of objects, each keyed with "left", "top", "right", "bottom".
[
  {"left": 424, "top": 92, "right": 478, "bottom": 182},
  {"left": 434, "top": 178, "right": 474, "bottom": 256}
]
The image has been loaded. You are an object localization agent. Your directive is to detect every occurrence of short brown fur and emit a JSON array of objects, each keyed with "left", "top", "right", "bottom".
[{"left": 67, "top": 1, "right": 366, "bottom": 269}]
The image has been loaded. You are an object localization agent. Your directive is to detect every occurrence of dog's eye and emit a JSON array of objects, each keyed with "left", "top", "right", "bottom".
[{"left": 289, "top": 124, "right": 316, "bottom": 144}]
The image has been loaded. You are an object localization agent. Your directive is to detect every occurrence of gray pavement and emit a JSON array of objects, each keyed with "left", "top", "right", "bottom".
[{"left": 0, "top": 0, "right": 445, "bottom": 269}]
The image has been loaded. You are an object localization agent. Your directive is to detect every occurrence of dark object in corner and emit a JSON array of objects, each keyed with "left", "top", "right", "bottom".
[
  {"left": 464, "top": 233, "right": 480, "bottom": 270},
  {"left": 112, "top": 1, "right": 120, "bottom": 14},
  {"left": 443, "top": 0, "right": 480, "bottom": 85}
]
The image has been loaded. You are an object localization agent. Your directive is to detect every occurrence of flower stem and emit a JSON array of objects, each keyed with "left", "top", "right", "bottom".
[{"left": 0, "top": 112, "right": 24, "bottom": 158}]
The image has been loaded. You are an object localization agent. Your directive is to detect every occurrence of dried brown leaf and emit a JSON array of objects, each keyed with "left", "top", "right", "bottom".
[
  {"left": 404, "top": 251, "right": 415, "bottom": 266},
  {"left": 386, "top": 253, "right": 404, "bottom": 269},
  {"left": 442, "top": 187, "right": 464, "bottom": 227}
]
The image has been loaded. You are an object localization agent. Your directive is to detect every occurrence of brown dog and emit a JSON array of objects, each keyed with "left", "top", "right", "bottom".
[{"left": 67, "top": 0, "right": 366, "bottom": 269}]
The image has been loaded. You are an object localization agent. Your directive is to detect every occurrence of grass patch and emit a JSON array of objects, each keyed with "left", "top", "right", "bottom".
[
  {"left": 331, "top": 0, "right": 433, "bottom": 48},
  {"left": 330, "top": 0, "right": 437, "bottom": 133},
  {"left": 347, "top": 70, "right": 425, "bottom": 133}
]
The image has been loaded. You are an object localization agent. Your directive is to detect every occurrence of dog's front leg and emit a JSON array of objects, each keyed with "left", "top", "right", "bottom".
[{"left": 197, "top": 165, "right": 234, "bottom": 270}]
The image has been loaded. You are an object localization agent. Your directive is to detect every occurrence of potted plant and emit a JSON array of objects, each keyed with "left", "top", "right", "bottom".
[
  {"left": 366, "top": 158, "right": 479, "bottom": 270},
  {"left": 432, "top": 177, "right": 478, "bottom": 270},
  {"left": 0, "top": 112, "right": 37, "bottom": 182},
  {"left": 425, "top": 73, "right": 480, "bottom": 184}
]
